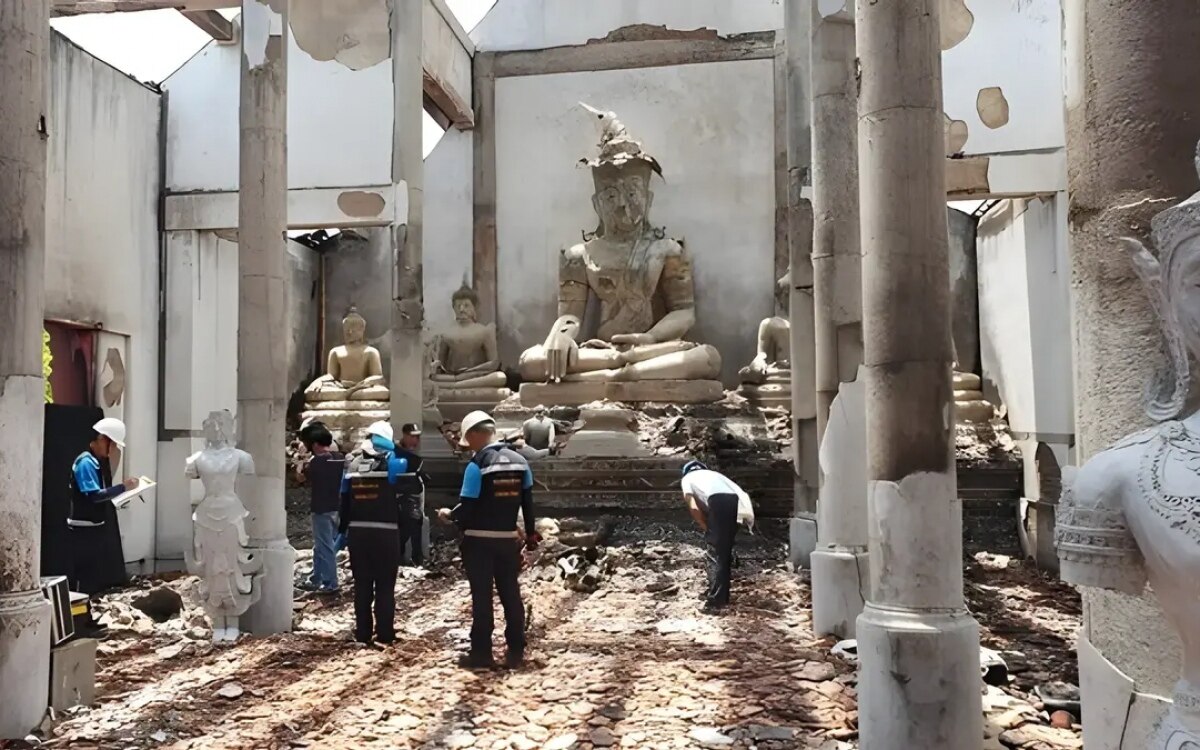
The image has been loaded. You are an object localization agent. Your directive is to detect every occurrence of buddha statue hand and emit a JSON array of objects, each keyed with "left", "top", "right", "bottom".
[{"left": 543, "top": 315, "right": 583, "bottom": 382}]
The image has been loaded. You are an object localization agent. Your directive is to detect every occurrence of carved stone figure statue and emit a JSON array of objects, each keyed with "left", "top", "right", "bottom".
[
  {"left": 185, "top": 410, "right": 261, "bottom": 644},
  {"left": 517, "top": 105, "right": 722, "bottom": 406},
  {"left": 1056, "top": 146, "right": 1200, "bottom": 748},
  {"left": 305, "top": 307, "right": 388, "bottom": 400},
  {"left": 428, "top": 283, "right": 512, "bottom": 420},
  {"left": 301, "top": 307, "right": 390, "bottom": 447},
  {"left": 738, "top": 272, "right": 792, "bottom": 408}
]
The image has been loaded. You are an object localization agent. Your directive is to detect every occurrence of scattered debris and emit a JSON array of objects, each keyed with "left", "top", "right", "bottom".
[
  {"left": 31, "top": 517, "right": 1080, "bottom": 750},
  {"left": 130, "top": 585, "right": 185, "bottom": 623}
]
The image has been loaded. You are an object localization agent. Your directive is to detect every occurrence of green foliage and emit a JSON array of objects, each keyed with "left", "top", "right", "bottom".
[{"left": 43, "top": 329, "right": 53, "bottom": 403}]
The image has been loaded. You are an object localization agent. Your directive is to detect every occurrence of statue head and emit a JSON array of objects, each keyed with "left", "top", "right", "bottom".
[
  {"left": 1127, "top": 141, "right": 1200, "bottom": 421},
  {"left": 592, "top": 163, "right": 654, "bottom": 237},
  {"left": 451, "top": 283, "right": 480, "bottom": 325},
  {"left": 579, "top": 106, "right": 662, "bottom": 239},
  {"left": 342, "top": 307, "right": 367, "bottom": 345},
  {"left": 202, "top": 410, "right": 235, "bottom": 447}
]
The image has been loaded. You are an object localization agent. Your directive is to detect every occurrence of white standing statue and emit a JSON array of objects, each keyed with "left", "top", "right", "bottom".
[
  {"left": 185, "top": 410, "right": 261, "bottom": 644},
  {"left": 1056, "top": 144, "right": 1200, "bottom": 749}
]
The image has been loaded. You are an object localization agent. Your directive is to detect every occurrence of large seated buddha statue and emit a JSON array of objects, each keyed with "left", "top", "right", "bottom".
[
  {"left": 429, "top": 283, "right": 512, "bottom": 420},
  {"left": 517, "top": 105, "right": 723, "bottom": 406},
  {"left": 301, "top": 307, "right": 390, "bottom": 444},
  {"left": 737, "top": 271, "right": 792, "bottom": 408}
]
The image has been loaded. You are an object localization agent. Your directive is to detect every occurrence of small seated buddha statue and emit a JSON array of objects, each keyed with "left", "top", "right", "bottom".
[
  {"left": 516, "top": 104, "right": 723, "bottom": 406},
  {"left": 428, "top": 283, "right": 512, "bottom": 420},
  {"left": 738, "top": 272, "right": 792, "bottom": 408},
  {"left": 301, "top": 307, "right": 390, "bottom": 445}
]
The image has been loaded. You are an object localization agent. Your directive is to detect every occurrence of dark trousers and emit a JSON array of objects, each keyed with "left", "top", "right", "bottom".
[
  {"left": 348, "top": 527, "right": 401, "bottom": 643},
  {"left": 461, "top": 536, "right": 525, "bottom": 655},
  {"left": 400, "top": 516, "right": 424, "bottom": 565},
  {"left": 704, "top": 493, "right": 740, "bottom": 607}
]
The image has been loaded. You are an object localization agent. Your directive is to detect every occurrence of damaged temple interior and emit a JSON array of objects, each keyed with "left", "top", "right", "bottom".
[{"left": 1, "top": 0, "right": 1197, "bottom": 748}]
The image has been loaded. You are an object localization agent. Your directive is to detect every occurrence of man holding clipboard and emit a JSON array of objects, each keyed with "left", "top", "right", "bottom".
[{"left": 68, "top": 418, "right": 142, "bottom": 598}]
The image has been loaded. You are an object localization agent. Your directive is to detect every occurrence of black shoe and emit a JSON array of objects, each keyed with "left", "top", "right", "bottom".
[
  {"left": 698, "top": 602, "right": 727, "bottom": 616},
  {"left": 503, "top": 650, "right": 525, "bottom": 669},
  {"left": 376, "top": 634, "right": 396, "bottom": 646},
  {"left": 457, "top": 651, "right": 495, "bottom": 669}
]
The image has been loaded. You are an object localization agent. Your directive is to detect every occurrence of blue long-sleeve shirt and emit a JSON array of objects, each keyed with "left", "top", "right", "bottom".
[{"left": 72, "top": 452, "right": 122, "bottom": 503}]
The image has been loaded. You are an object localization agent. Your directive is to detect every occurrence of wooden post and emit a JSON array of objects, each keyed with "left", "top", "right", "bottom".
[
  {"left": 390, "top": 0, "right": 424, "bottom": 429},
  {"left": 0, "top": 1, "right": 52, "bottom": 737},
  {"left": 854, "top": 0, "right": 981, "bottom": 745},
  {"left": 237, "top": 0, "right": 295, "bottom": 635}
]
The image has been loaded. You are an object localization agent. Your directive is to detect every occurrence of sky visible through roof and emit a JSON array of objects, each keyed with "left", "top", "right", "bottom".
[{"left": 50, "top": 0, "right": 497, "bottom": 156}]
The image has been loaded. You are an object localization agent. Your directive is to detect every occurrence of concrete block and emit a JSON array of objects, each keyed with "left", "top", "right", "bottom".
[
  {"left": 50, "top": 638, "right": 97, "bottom": 711},
  {"left": 789, "top": 515, "right": 818, "bottom": 569},
  {"left": 519, "top": 379, "right": 724, "bottom": 407}
]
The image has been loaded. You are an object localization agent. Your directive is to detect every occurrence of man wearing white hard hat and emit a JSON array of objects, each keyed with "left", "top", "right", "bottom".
[
  {"left": 69, "top": 417, "right": 139, "bottom": 598},
  {"left": 437, "top": 410, "right": 541, "bottom": 669}
]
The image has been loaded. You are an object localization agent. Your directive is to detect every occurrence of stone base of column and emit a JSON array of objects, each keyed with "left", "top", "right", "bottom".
[
  {"left": 789, "top": 514, "right": 818, "bottom": 569},
  {"left": 242, "top": 541, "right": 296, "bottom": 635},
  {"left": 811, "top": 547, "right": 869, "bottom": 638},
  {"left": 0, "top": 590, "right": 52, "bottom": 738},
  {"left": 856, "top": 603, "right": 982, "bottom": 748}
]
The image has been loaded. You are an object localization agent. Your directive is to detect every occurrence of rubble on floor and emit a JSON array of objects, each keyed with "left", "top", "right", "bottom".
[{"left": 16, "top": 518, "right": 1083, "bottom": 750}]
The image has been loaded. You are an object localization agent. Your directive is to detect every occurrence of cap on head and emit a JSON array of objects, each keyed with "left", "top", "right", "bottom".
[
  {"left": 400, "top": 423, "right": 421, "bottom": 436},
  {"left": 93, "top": 417, "right": 127, "bottom": 448},
  {"left": 459, "top": 410, "right": 495, "bottom": 447},
  {"left": 365, "top": 421, "right": 394, "bottom": 443},
  {"left": 681, "top": 460, "right": 707, "bottom": 476}
]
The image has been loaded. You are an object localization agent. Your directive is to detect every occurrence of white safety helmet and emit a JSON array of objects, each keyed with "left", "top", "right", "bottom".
[
  {"left": 458, "top": 410, "right": 495, "bottom": 447},
  {"left": 93, "top": 417, "right": 127, "bottom": 448},
  {"left": 365, "top": 421, "right": 394, "bottom": 443}
]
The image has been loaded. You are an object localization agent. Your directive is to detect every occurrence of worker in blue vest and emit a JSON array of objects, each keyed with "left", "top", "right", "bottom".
[
  {"left": 337, "top": 421, "right": 410, "bottom": 645},
  {"left": 70, "top": 417, "right": 139, "bottom": 598},
  {"left": 438, "top": 410, "right": 540, "bottom": 669}
]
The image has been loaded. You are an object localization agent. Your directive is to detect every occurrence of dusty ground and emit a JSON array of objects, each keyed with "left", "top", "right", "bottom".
[{"left": 10, "top": 518, "right": 1083, "bottom": 750}]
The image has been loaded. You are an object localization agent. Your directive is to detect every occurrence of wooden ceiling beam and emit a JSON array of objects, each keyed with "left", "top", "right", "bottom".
[
  {"left": 51, "top": 1, "right": 236, "bottom": 17},
  {"left": 180, "top": 9, "right": 235, "bottom": 42}
]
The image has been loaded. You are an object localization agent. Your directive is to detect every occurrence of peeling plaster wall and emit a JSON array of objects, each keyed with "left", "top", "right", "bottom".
[
  {"left": 424, "top": 128, "right": 474, "bottom": 334},
  {"left": 157, "top": 231, "right": 239, "bottom": 565},
  {"left": 976, "top": 195, "right": 1074, "bottom": 437},
  {"left": 471, "top": 0, "right": 784, "bottom": 51},
  {"left": 942, "top": 0, "right": 1064, "bottom": 157},
  {"left": 493, "top": 60, "right": 776, "bottom": 384},
  {"left": 44, "top": 32, "right": 162, "bottom": 570},
  {"left": 164, "top": 20, "right": 393, "bottom": 192}
]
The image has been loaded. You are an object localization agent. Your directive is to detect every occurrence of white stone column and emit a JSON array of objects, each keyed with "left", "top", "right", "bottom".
[
  {"left": 0, "top": 1, "right": 51, "bottom": 737},
  {"left": 1064, "top": 1, "right": 1200, "bottom": 743},
  {"left": 784, "top": 0, "right": 819, "bottom": 569},
  {"left": 854, "top": 1, "right": 981, "bottom": 746},
  {"left": 389, "top": 0, "right": 424, "bottom": 430},
  {"left": 808, "top": 0, "right": 867, "bottom": 639},
  {"left": 237, "top": 0, "right": 295, "bottom": 635}
]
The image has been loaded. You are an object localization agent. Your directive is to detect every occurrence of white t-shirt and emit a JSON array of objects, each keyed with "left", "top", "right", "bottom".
[{"left": 681, "top": 469, "right": 750, "bottom": 506}]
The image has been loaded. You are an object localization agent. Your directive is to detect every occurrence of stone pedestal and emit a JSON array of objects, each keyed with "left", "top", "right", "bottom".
[
  {"left": 811, "top": 549, "right": 869, "bottom": 636},
  {"left": 0, "top": 591, "right": 52, "bottom": 735},
  {"left": 856, "top": 606, "right": 982, "bottom": 748},
  {"left": 558, "top": 408, "right": 650, "bottom": 458},
  {"left": 788, "top": 514, "right": 818, "bottom": 569},
  {"left": 434, "top": 387, "right": 511, "bottom": 423},
  {"left": 738, "top": 372, "right": 792, "bottom": 409},
  {"left": 811, "top": 373, "right": 869, "bottom": 638},
  {"left": 50, "top": 637, "right": 97, "bottom": 711},
  {"left": 519, "top": 379, "right": 723, "bottom": 408},
  {"left": 239, "top": 541, "right": 295, "bottom": 635}
]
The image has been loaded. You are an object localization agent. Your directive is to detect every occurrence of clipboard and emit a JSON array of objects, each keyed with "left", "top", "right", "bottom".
[{"left": 112, "top": 476, "right": 156, "bottom": 509}]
